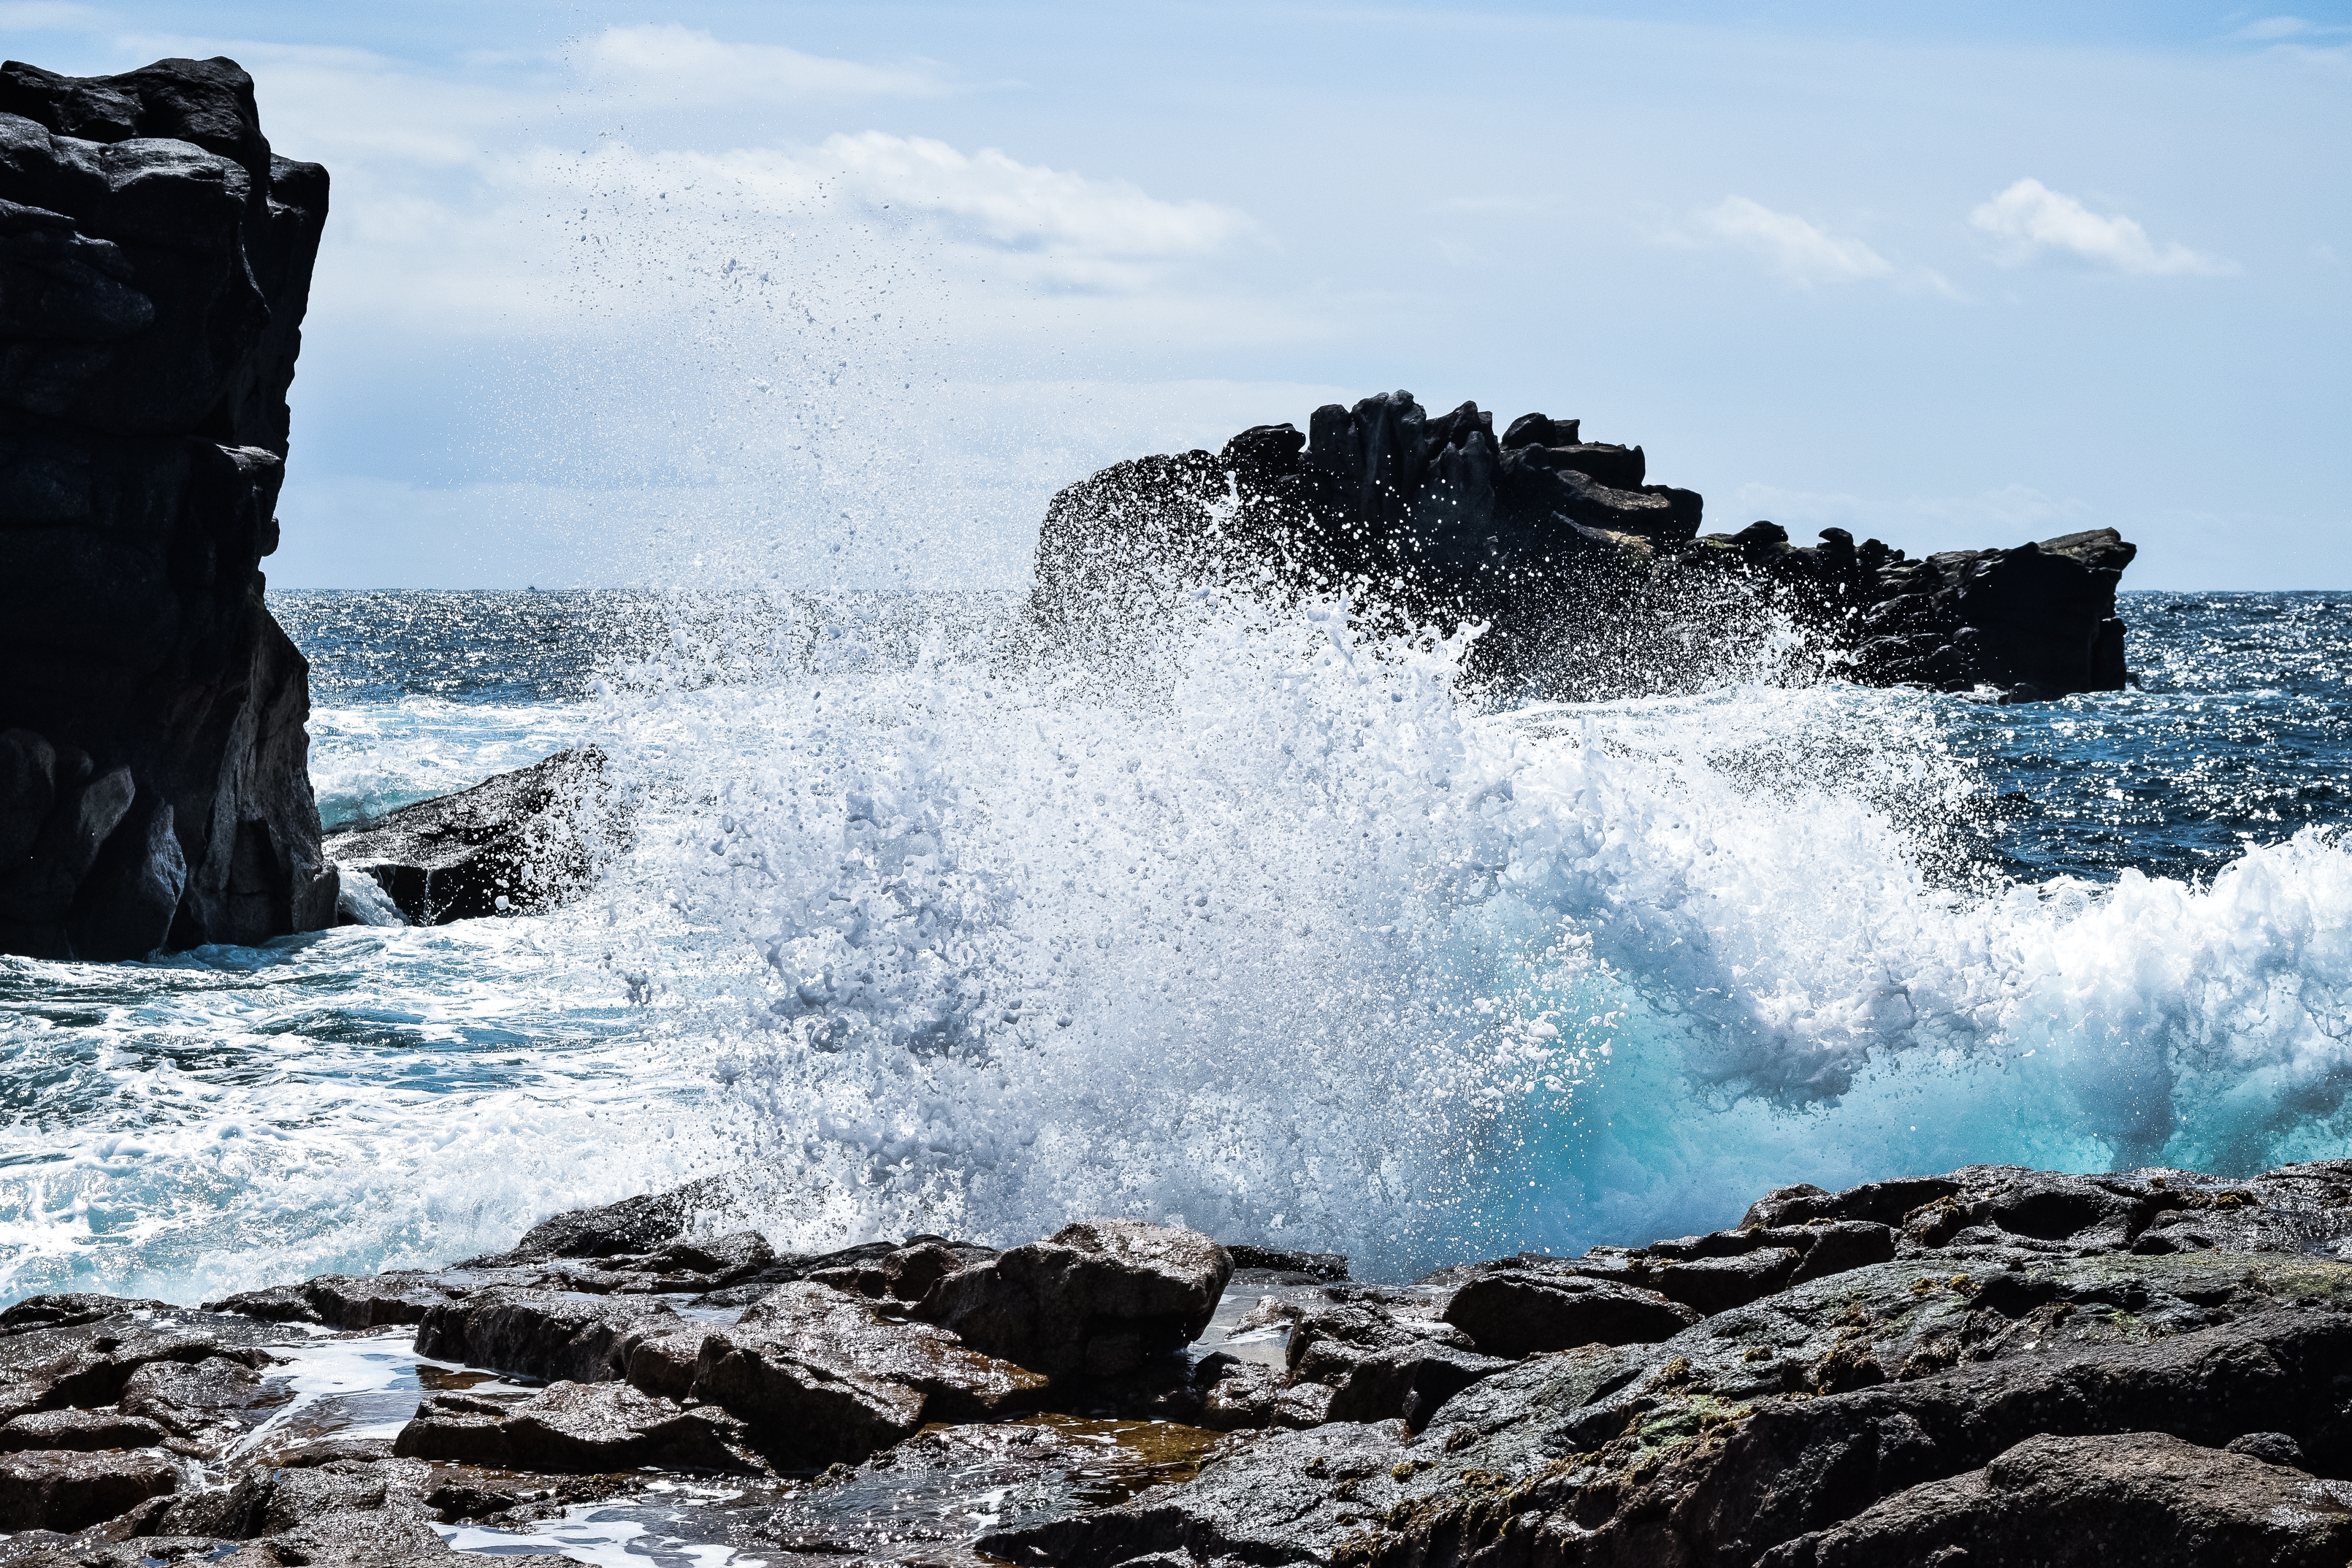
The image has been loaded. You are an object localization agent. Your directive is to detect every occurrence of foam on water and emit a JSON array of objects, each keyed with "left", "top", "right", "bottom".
[
  {"left": 7, "top": 589, "right": 2352, "bottom": 1301},
  {"left": 572, "top": 590, "right": 2352, "bottom": 1276}
]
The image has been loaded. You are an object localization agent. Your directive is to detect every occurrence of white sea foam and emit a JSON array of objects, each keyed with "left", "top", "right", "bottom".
[
  {"left": 9, "top": 590, "right": 2352, "bottom": 1302},
  {"left": 567, "top": 590, "right": 2352, "bottom": 1276}
]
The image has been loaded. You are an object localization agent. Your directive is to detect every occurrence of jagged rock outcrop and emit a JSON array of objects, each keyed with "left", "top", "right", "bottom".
[
  {"left": 1030, "top": 391, "right": 2136, "bottom": 703},
  {"left": 324, "top": 746, "right": 623, "bottom": 925},
  {"left": 23, "top": 1163, "right": 2352, "bottom": 1563},
  {"left": 0, "top": 56, "right": 335, "bottom": 960}
]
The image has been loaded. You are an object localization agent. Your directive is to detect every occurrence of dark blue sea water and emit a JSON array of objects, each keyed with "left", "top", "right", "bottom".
[{"left": 4, "top": 588, "right": 2350, "bottom": 1307}]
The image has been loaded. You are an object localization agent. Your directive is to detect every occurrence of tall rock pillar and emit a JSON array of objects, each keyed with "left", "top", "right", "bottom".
[{"left": 0, "top": 56, "right": 335, "bottom": 958}]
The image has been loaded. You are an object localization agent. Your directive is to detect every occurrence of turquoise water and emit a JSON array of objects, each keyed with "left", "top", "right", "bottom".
[{"left": 4, "top": 588, "right": 2350, "bottom": 1304}]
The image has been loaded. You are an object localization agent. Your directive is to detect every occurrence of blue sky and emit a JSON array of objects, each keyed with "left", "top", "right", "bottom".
[{"left": 7, "top": 1, "right": 2348, "bottom": 589}]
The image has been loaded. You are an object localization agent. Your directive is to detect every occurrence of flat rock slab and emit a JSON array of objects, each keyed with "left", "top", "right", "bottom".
[
  {"left": 923, "top": 1218, "right": 1233, "bottom": 1381},
  {"left": 1440, "top": 1271, "right": 1700, "bottom": 1358},
  {"left": 0, "top": 1446, "right": 177, "bottom": 1532},
  {"left": 680, "top": 1282, "right": 1050, "bottom": 1468},
  {"left": 979, "top": 1420, "right": 1411, "bottom": 1567},
  {"left": 412, "top": 1287, "right": 679, "bottom": 1384},
  {"left": 394, "top": 1381, "right": 758, "bottom": 1475},
  {"left": 0, "top": 1409, "right": 167, "bottom": 1453},
  {"left": 1759, "top": 1430, "right": 2352, "bottom": 1567}
]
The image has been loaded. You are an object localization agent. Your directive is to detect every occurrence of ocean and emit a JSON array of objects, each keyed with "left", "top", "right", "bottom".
[{"left": 4, "top": 587, "right": 2350, "bottom": 1307}]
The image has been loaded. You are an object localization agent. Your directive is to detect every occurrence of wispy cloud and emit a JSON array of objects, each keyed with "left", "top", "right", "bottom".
[
  {"left": 0, "top": 1, "right": 104, "bottom": 28},
  {"left": 1671, "top": 196, "right": 1958, "bottom": 297},
  {"left": 1970, "top": 178, "right": 2235, "bottom": 276},
  {"left": 2228, "top": 15, "right": 2352, "bottom": 40},
  {"left": 1694, "top": 196, "right": 1893, "bottom": 285},
  {"left": 581, "top": 23, "right": 949, "bottom": 101}
]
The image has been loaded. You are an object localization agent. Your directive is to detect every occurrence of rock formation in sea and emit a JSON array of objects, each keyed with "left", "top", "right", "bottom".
[
  {"left": 0, "top": 56, "right": 335, "bottom": 961},
  {"left": 1031, "top": 391, "right": 2138, "bottom": 703},
  {"left": 9, "top": 1160, "right": 2352, "bottom": 1564},
  {"left": 325, "top": 747, "right": 622, "bottom": 925}
]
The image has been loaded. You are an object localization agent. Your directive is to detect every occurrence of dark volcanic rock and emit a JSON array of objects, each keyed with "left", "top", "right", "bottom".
[
  {"left": 1226, "top": 1245, "right": 1350, "bottom": 1282},
  {"left": 1323, "top": 1341, "right": 1512, "bottom": 1431},
  {"left": 393, "top": 1381, "right": 760, "bottom": 1475},
  {"left": 1758, "top": 1430, "right": 2352, "bottom": 1568},
  {"left": 0, "top": 56, "right": 337, "bottom": 959},
  {"left": 326, "top": 746, "right": 622, "bottom": 925},
  {"left": 675, "top": 1281, "right": 1050, "bottom": 1466},
  {"left": 1440, "top": 1271, "right": 1701, "bottom": 1358},
  {"left": 0, "top": 1409, "right": 167, "bottom": 1453},
  {"left": 1029, "top": 391, "right": 2136, "bottom": 703},
  {"left": 207, "top": 1270, "right": 465, "bottom": 1329},
  {"left": 412, "top": 1287, "right": 676, "bottom": 1384},
  {"left": 0, "top": 1446, "right": 177, "bottom": 1532},
  {"left": 921, "top": 1218, "right": 1233, "bottom": 1382}
]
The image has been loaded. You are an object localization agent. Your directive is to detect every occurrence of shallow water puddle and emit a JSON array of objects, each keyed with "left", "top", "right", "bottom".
[{"left": 243, "top": 1328, "right": 539, "bottom": 1459}]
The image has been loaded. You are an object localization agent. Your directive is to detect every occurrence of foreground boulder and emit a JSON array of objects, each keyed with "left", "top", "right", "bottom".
[
  {"left": 1760, "top": 1430, "right": 2352, "bottom": 1567},
  {"left": 667, "top": 1282, "right": 1050, "bottom": 1466},
  {"left": 325, "top": 746, "right": 619, "bottom": 925},
  {"left": 392, "top": 1381, "right": 758, "bottom": 1475},
  {"left": 920, "top": 1218, "right": 1234, "bottom": 1382},
  {"left": 1029, "top": 391, "right": 2135, "bottom": 702},
  {"left": 0, "top": 56, "right": 337, "bottom": 960}
]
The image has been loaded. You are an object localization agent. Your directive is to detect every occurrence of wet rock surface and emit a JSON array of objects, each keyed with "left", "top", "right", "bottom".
[
  {"left": 921, "top": 1217, "right": 1234, "bottom": 1382},
  {"left": 324, "top": 746, "right": 622, "bottom": 925},
  {"left": 0, "top": 54, "right": 337, "bottom": 960},
  {"left": 18, "top": 1163, "right": 2352, "bottom": 1565},
  {"left": 1028, "top": 391, "right": 2136, "bottom": 702}
]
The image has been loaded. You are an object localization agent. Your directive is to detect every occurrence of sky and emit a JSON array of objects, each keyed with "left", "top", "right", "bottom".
[{"left": 6, "top": 1, "right": 2348, "bottom": 590}]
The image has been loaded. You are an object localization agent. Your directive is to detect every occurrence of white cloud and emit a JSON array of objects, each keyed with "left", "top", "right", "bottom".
[
  {"left": 1969, "top": 177, "right": 2234, "bottom": 276},
  {"left": 2228, "top": 15, "right": 2352, "bottom": 40},
  {"left": 581, "top": 23, "right": 948, "bottom": 100},
  {"left": 0, "top": 2, "right": 104, "bottom": 29},
  {"left": 1694, "top": 195, "right": 1893, "bottom": 285}
]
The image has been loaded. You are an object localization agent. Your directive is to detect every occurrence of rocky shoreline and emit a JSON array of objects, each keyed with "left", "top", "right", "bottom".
[{"left": 6, "top": 1160, "right": 2352, "bottom": 1565}]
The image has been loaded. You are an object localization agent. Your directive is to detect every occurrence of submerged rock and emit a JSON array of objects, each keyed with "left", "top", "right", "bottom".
[
  {"left": 0, "top": 56, "right": 339, "bottom": 961},
  {"left": 325, "top": 746, "right": 621, "bottom": 925},
  {"left": 1028, "top": 391, "right": 2136, "bottom": 702}
]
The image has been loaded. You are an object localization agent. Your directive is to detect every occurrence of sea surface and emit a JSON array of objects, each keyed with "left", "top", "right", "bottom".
[{"left": 5, "top": 587, "right": 2352, "bottom": 1307}]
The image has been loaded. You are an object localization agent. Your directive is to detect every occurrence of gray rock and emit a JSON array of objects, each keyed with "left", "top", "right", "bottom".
[
  {"left": 476, "top": 1177, "right": 734, "bottom": 1264},
  {"left": 1286, "top": 1301, "right": 1470, "bottom": 1386},
  {"left": 116, "top": 1355, "right": 285, "bottom": 1445},
  {"left": 1193, "top": 1358, "right": 1335, "bottom": 1433},
  {"left": 1323, "top": 1341, "right": 1513, "bottom": 1431},
  {"left": 1758, "top": 1431, "right": 2352, "bottom": 1567},
  {"left": 412, "top": 1287, "right": 676, "bottom": 1383},
  {"left": 0, "top": 1410, "right": 167, "bottom": 1454},
  {"left": 327, "top": 747, "right": 622, "bottom": 925},
  {"left": 679, "top": 1282, "right": 1050, "bottom": 1467},
  {"left": 392, "top": 1381, "right": 759, "bottom": 1474},
  {"left": 207, "top": 1270, "right": 464, "bottom": 1328},
  {"left": 977, "top": 1421, "right": 1411, "bottom": 1567},
  {"left": 1439, "top": 1271, "right": 1700, "bottom": 1358},
  {"left": 0, "top": 1446, "right": 177, "bottom": 1531},
  {"left": 922, "top": 1219, "right": 1232, "bottom": 1382}
]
